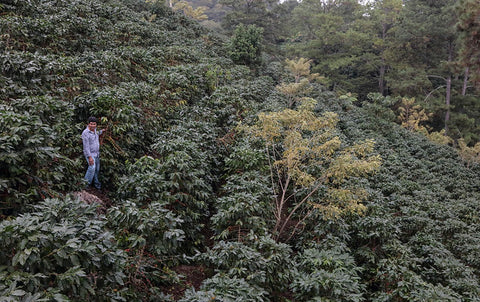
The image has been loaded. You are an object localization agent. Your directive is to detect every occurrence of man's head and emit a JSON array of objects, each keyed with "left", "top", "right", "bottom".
[{"left": 87, "top": 116, "right": 97, "bottom": 131}]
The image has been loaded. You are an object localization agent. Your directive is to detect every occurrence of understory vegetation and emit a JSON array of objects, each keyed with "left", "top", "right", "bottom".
[{"left": 1, "top": 0, "right": 480, "bottom": 301}]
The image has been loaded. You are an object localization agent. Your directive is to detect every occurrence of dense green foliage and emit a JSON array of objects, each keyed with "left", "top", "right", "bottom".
[
  {"left": 456, "top": 0, "right": 480, "bottom": 88},
  {"left": 187, "top": 0, "right": 480, "bottom": 144},
  {"left": 0, "top": 198, "right": 126, "bottom": 300},
  {"left": 1, "top": 0, "right": 480, "bottom": 301},
  {"left": 227, "top": 24, "right": 264, "bottom": 68}
]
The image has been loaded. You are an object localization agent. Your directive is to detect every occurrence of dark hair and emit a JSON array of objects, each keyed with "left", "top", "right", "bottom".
[{"left": 87, "top": 116, "right": 98, "bottom": 124}]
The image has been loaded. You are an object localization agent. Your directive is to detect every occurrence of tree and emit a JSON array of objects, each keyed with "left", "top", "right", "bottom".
[
  {"left": 242, "top": 98, "right": 381, "bottom": 241},
  {"left": 385, "top": 0, "right": 459, "bottom": 132},
  {"left": 227, "top": 24, "right": 264, "bottom": 68},
  {"left": 456, "top": 0, "right": 480, "bottom": 89},
  {"left": 457, "top": 138, "right": 480, "bottom": 168},
  {"left": 220, "top": 0, "right": 277, "bottom": 29},
  {"left": 285, "top": 57, "right": 314, "bottom": 84},
  {"left": 367, "top": 0, "right": 403, "bottom": 96},
  {"left": 287, "top": 0, "right": 378, "bottom": 97},
  {"left": 276, "top": 57, "right": 322, "bottom": 108},
  {"left": 397, "top": 97, "right": 431, "bottom": 132},
  {"left": 171, "top": 0, "right": 209, "bottom": 20},
  {"left": 396, "top": 97, "right": 453, "bottom": 145},
  {"left": 220, "top": 0, "right": 288, "bottom": 46}
]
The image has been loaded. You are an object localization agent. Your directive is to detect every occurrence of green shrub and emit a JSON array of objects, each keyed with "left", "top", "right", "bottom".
[
  {"left": 199, "top": 236, "right": 293, "bottom": 296},
  {"left": 227, "top": 24, "right": 263, "bottom": 68},
  {"left": 107, "top": 199, "right": 185, "bottom": 299},
  {"left": 211, "top": 138, "right": 271, "bottom": 239},
  {"left": 180, "top": 274, "right": 268, "bottom": 302},
  {"left": 0, "top": 96, "right": 79, "bottom": 212},
  {"left": 290, "top": 243, "right": 365, "bottom": 302},
  {"left": 108, "top": 199, "right": 185, "bottom": 257},
  {"left": 0, "top": 197, "right": 126, "bottom": 301}
]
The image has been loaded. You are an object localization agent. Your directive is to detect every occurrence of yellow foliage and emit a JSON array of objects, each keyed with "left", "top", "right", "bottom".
[
  {"left": 276, "top": 79, "right": 311, "bottom": 108},
  {"left": 285, "top": 58, "right": 312, "bottom": 83},
  {"left": 426, "top": 129, "right": 453, "bottom": 145},
  {"left": 398, "top": 97, "right": 431, "bottom": 132},
  {"left": 276, "top": 79, "right": 310, "bottom": 96},
  {"left": 297, "top": 97, "right": 316, "bottom": 112},
  {"left": 311, "top": 188, "right": 368, "bottom": 219},
  {"left": 325, "top": 152, "right": 382, "bottom": 185},
  {"left": 458, "top": 138, "right": 480, "bottom": 167},
  {"left": 397, "top": 97, "right": 454, "bottom": 146},
  {"left": 172, "top": 0, "right": 208, "bottom": 20},
  {"left": 241, "top": 98, "right": 381, "bottom": 240},
  {"left": 277, "top": 57, "right": 323, "bottom": 108},
  {"left": 308, "top": 72, "right": 324, "bottom": 83}
]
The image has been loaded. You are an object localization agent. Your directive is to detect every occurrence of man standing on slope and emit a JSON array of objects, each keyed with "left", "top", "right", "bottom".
[{"left": 82, "top": 116, "right": 104, "bottom": 190}]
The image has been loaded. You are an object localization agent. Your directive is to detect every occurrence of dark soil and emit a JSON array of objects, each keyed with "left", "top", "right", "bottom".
[{"left": 162, "top": 265, "right": 208, "bottom": 300}]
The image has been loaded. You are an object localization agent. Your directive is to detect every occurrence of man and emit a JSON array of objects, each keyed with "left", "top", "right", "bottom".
[{"left": 82, "top": 116, "right": 104, "bottom": 190}]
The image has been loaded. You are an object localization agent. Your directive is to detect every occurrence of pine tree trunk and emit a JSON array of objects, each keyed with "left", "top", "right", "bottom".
[
  {"left": 462, "top": 67, "right": 469, "bottom": 96},
  {"left": 445, "top": 41, "right": 454, "bottom": 133},
  {"left": 379, "top": 23, "right": 388, "bottom": 96},
  {"left": 379, "top": 61, "right": 386, "bottom": 96},
  {"left": 445, "top": 75, "right": 451, "bottom": 132}
]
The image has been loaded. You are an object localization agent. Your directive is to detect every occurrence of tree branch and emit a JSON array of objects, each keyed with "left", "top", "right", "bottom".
[
  {"left": 277, "top": 178, "right": 325, "bottom": 240},
  {"left": 423, "top": 85, "right": 446, "bottom": 103},
  {"left": 427, "top": 74, "right": 447, "bottom": 81},
  {"left": 286, "top": 209, "right": 314, "bottom": 242}
]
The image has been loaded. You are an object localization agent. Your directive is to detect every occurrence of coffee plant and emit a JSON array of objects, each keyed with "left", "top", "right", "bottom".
[
  {"left": 290, "top": 243, "right": 365, "bottom": 301},
  {"left": 0, "top": 197, "right": 126, "bottom": 301}
]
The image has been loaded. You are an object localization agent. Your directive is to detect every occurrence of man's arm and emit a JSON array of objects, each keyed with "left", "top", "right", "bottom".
[{"left": 82, "top": 132, "right": 94, "bottom": 165}]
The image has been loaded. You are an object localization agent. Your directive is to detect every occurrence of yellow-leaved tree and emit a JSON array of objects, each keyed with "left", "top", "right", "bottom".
[
  {"left": 152, "top": 0, "right": 208, "bottom": 20},
  {"left": 458, "top": 139, "right": 480, "bottom": 168},
  {"left": 276, "top": 58, "right": 323, "bottom": 108},
  {"left": 241, "top": 98, "right": 381, "bottom": 241},
  {"left": 174, "top": 1, "right": 208, "bottom": 21},
  {"left": 397, "top": 97, "right": 431, "bottom": 132},
  {"left": 397, "top": 97, "right": 452, "bottom": 145},
  {"left": 285, "top": 57, "right": 314, "bottom": 83}
]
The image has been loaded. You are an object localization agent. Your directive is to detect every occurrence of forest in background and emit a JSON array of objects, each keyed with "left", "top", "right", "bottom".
[
  {"left": 173, "top": 0, "right": 480, "bottom": 145},
  {"left": 1, "top": 0, "right": 480, "bottom": 301}
]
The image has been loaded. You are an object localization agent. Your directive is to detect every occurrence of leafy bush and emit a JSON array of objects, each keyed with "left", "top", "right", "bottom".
[
  {"left": 290, "top": 243, "right": 365, "bottom": 302},
  {"left": 151, "top": 119, "right": 216, "bottom": 221},
  {"left": 211, "top": 138, "right": 271, "bottom": 239},
  {"left": 180, "top": 274, "right": 268, "bottom": 302},
  {"left": 370, "top": 240, "right": 465, "bottom": 302},
  {"left": 199, "top": 236, "right": 293, "bottom": 297},
  {"left": 107, "top": 199, "right": 185, "bottom": 299},
  {"left": 0, "top": 197, "right": 126, "bottom": 301},
  {"left": 227, "top": 24, "right": 263, "bottom": 67},
  {"left": 108, "top": 199, "right": 185, "bottom": 258},
  {"left": 0, "top": 96, "right": 79, "bottom": 212}
]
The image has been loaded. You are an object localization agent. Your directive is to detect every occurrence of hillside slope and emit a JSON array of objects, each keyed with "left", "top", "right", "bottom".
[
  {"left": 1, "top": 0, "right": 239, "bottom": 208},
  {"left": 1, "top": 0, "right": 480, "bottom": 301},
  {"left": 327, "top": 96, "right": 480, "bottom": 301}
]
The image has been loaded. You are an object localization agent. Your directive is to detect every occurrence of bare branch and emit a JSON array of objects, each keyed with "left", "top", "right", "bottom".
[{"left": 423, "top": 85, "right": 446, "bottom": 103}]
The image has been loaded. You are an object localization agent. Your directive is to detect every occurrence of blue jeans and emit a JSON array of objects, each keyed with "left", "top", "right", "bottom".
[{"left": 84, "top": 156, "right": 101, "bottom": 189}]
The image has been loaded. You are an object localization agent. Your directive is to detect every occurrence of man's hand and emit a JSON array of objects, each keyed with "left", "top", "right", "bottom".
[
  {"left": 100, "top": 126, "right": 108, "bottom": 136},
  {"left": 88, "top": 156, "right": 94, "bottom": 166}
]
